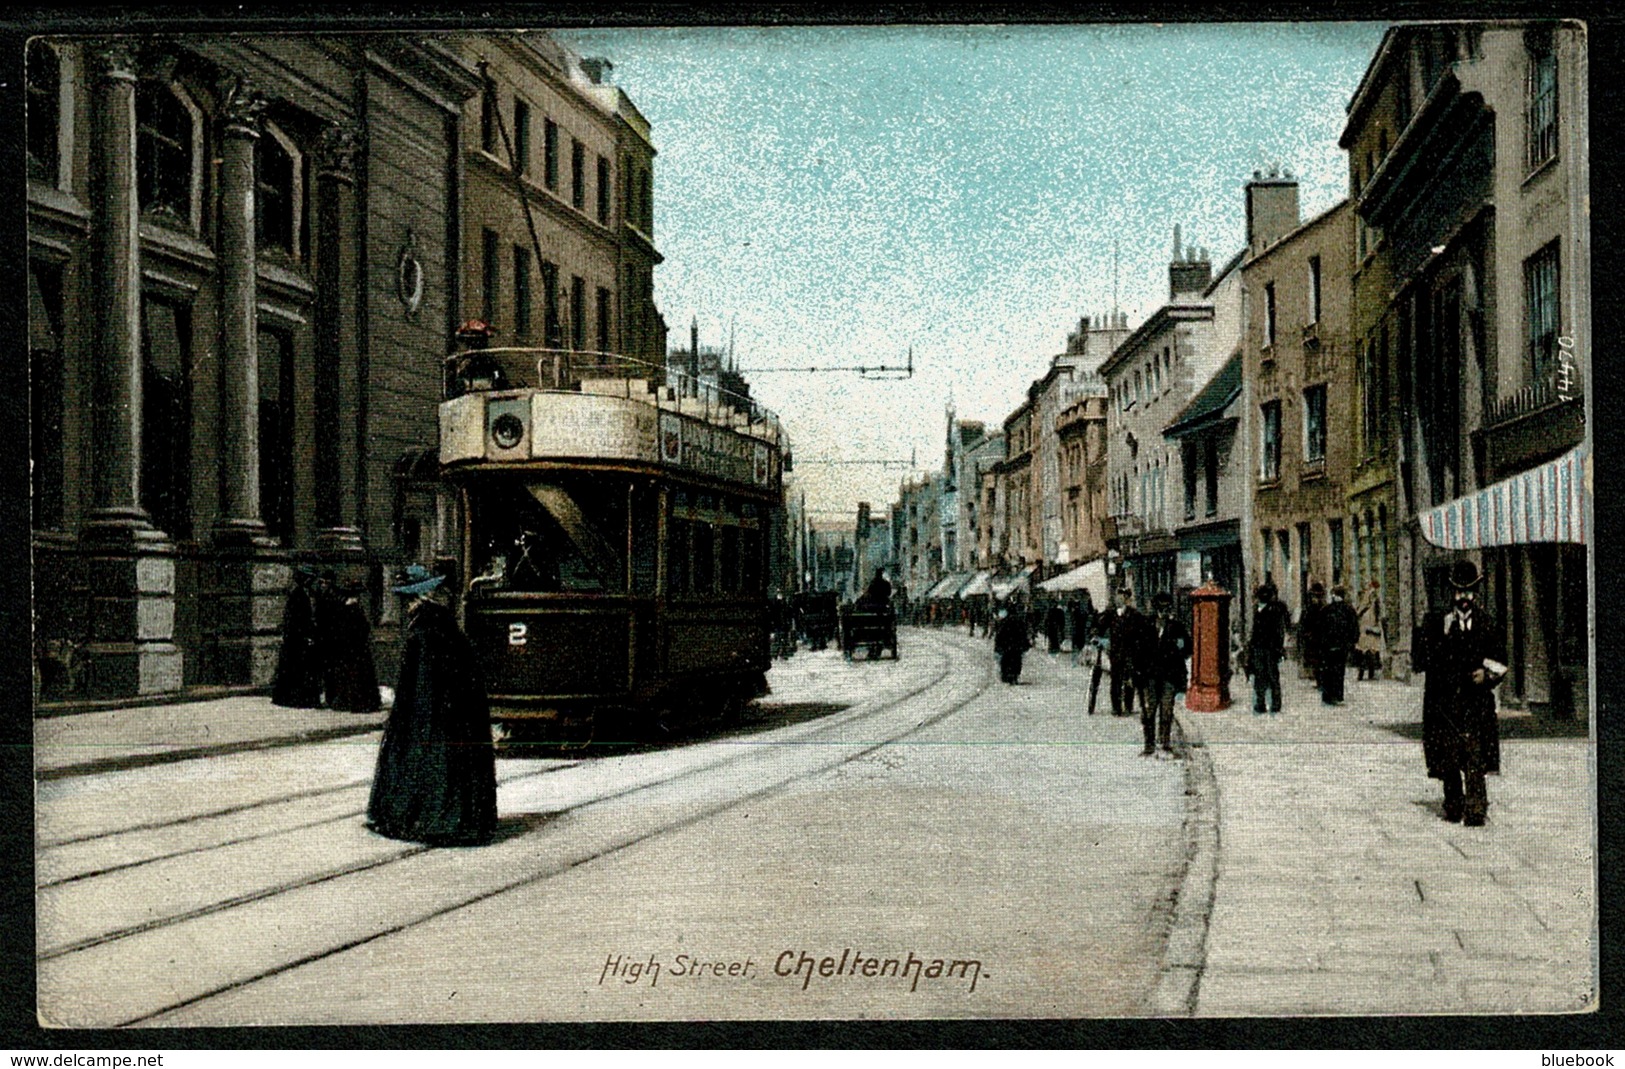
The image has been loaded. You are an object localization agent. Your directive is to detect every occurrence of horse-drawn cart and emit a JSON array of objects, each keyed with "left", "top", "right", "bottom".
[{"left": 840, "top": 604, "right": 899, "bottom": 661}]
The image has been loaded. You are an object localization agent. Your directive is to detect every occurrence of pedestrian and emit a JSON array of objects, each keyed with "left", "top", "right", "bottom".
[
  {"left": 1143, "top": 592, "right": 1190, "bottom": 758},
  {"left": 993, "top": 604, "right": 1031, "bottom": 684},
  {"left": 1085, "top": 602, "right": 1110, "bottom": 715},
  {"left": 1355, "top": 579, "right": 1386, "bottom": 680},
  {"left": 1045, "top": 600, "right": 1065, "bottom": 656},
  {"left": 1070, "top": 590, "right": 1097, "bottom": 667},
  {"left": 1298, "top": 581, "right": 1326, "bottom": 682},
  {"left": 366, "top": 563, "right": 498, "bottom": 846},
  {"left": 1412, "top": 559, "right": 1506, "bottom": 826},
  {"left": 1319, "top": 585, "right": 1361, "bottom": 706},
  {"left": 1107, "top": 588, "right": 1148, "bottom": 717},
  {"left": 1245, "top": 583, "right": 1290, "bottom": 714},
  {"left": 271, "top": 566, "right": 324, "bottom": 709},
  {"left": 322, "top": 580, "right": 382, "bottom": 712}
]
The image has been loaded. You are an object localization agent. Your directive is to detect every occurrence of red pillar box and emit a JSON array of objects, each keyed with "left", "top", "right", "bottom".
[{"left": 1186, "top": 580, "right": 1232, "bottom": 712}]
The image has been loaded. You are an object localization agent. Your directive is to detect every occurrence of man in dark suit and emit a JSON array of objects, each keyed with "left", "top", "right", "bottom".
[
  {"left": 1246, "top": 582, "right": 1290, "bottom": 714},
  {"left": 1106, "top": 588, "right": 1147, "bottom": 717},
  {"left": 1318, "top": 585, "right": 1361, "bottom": 706},
  {"left": 1413, "top": 559, "right": 1506, "bottom": 826},
  {"left": 1144, "top": 592, "right": 1191, "bottom": 758}
]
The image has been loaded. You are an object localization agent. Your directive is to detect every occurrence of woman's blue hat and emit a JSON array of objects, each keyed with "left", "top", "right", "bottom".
[{"left": 392, "top": 563, "right": 445, "bottom": 596}]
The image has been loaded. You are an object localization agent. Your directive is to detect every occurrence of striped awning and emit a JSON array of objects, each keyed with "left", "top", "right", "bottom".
[{"left": 1419, "top": 442, "right": 1590, "bottom": 549}]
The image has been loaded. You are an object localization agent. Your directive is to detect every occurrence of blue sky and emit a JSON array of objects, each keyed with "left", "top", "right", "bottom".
[{"left": 561, "top": 22, "right": 1388, "bottom": 518}]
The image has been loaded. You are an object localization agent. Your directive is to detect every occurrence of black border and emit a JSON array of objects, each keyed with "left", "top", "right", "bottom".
[{"left": 2, "top": 0, "right": 1620, "bottom": 1051}]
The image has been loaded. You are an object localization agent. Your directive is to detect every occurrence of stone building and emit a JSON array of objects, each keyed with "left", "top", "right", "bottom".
[
  {"left": 1101, "top": 233, "right": 1243, "bottom": 605},
  {"left": 451, "top": 33, "right": 665, "bottom": 370},
  {"left": 992, "top": 398, "right": 1035, "bottom": 569},
  {"left": 1241, "top": 189, "right": 1357, "bottom": 621},
  {"left": 29, "top": 35, "right": 481, "bottom": 702},
  {"left": 1341, "top": 21, "right": 1589, "bottom": 713},
  {"left": 1056, "top": 393, "right": 1109, "bottom": 569},
  {"left": 892, "top": 473, "right": 944, "bottom": 604}
]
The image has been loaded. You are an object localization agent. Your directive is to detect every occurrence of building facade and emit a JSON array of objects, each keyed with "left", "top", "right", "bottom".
[
  {"left": 29, "top": 35, "right": 481, "bottom": 702},
  {"left": 1243, "top": 195, "right": 1357, "bottom": 621},
  {"left": 1342, "top": 21, "right": 1589, "bottom": 712},
  {"left": 1101, "top": 236, "right": 1242, "bottom": 605},
  {"left": 452, "top": 32, "right": 665, "bottom": 371}
]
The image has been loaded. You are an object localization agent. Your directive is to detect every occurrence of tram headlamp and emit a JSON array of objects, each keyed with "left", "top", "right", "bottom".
[{"left": 491, "top": 412, "right": 525, "bottom": 450}]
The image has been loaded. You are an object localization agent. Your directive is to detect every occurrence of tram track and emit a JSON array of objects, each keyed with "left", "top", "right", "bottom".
[
  {"left": 39, "top": 639, "right": 977, "bottom": 1024},
  {"left": 128, "top": 641, "right": 992, "bottom": 1027}
]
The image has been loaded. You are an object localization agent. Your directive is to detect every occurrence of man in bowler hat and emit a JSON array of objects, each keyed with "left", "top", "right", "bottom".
[{"left": 1412, "top": 559, "right": 1506, "bottom": 826}]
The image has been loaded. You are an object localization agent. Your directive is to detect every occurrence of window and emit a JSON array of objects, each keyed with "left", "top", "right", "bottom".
[
  {"left": 570, "top": 275, "right": 585, "bottom": 350},
  {"left": 597, "top": 286, "right": 611, "bottom": 352},
  {"left": 1204, "top": 436, "right": 1219, "bottom": 516},
  {"left": 1329, "top": 518, "right": 1344, "bottom": 587},
  {"left": 692, "top": 521, "right": 715, "bottom": 594},
  {"left": 1182, "top": 441, "right": 1198, "bottom": 520},
  {"left": 1307, "top": 256, "right": 1322, "bottom": 325},
  {"left": 1264, "top": 282, "right": 1277, "bottom": 348},
  {"left": 571, "top": 138, "right": 586, "bottom": 210},
  {"left": 1303, "top": 384, "right": 1327, "bottom": 464},
  {"left": 1134, "top": 369, "right": 1142, "bottom": 404},
  {"left": 27, "top": 41, "right": 59, "bottom": 184},
  {"left": 1262, "top": 529, "right": 1275, "bottom": 589},
  {"left": 481, "top": 229, "right": 499, "bottom": 326},
  {"left": 1525, "top": 240, "right": 1561, "bottom": 386},
  {"left": 1278, "top": 530, "right": 1292, "bottom": 608},
  {"left": 596, "top": 155, "right": 612, "bottom": 224},
  {"left": 1260, "top": 401, "right": 1281, "bottom": 481},
  {"left": 30, "top": 261, "right": 65, "bottom": 529},
  {"left": 137, "top": 294, "right": 190, "bottom": 532},
  {"left": 542, "top": 259, "right": 561, "bottom": 348},
  {"left": 257, "top": 324, "right": 293, "bottom": 543},
  {"left": 255, "top": 125, "right": 298, "bottom": 255},
  {"left": 1359, "top": 338, "right": 1377, "bottom": 459},
  {"left": 544, "top": 118, "right": 559, "bottom": 190},
  {"left": 512, "top": 99, "right": 530, "bottom": 175},
  {"left": 1395, "top": 66, "right": 1412, "bottom": 125},
  {"left": 138, "top": 80, "right": 194, "bottom": 223},
  {"left": 1527, "top": 28, "right": 1559, "bottom": 171},
  {"left": 480, "top": 80, "right": 498, "bottom": 154},
  {"left": 512, "top": 245, "right": 531, "bottom": 340}
]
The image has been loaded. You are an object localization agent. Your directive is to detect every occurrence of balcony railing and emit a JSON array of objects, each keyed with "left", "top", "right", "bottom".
[{"left": 1485, "top": 373, "right": 1583, "bottom": 430}]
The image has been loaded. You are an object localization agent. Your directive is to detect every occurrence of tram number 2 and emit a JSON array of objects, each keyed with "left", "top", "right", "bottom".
[{"left": 509, "top": 622, "right": 528, "bottom": 647}]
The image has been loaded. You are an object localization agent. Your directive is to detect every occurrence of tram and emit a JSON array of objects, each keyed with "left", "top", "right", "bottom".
[{"left": 438, "top": 345, "right": 785, "bottom": 742}]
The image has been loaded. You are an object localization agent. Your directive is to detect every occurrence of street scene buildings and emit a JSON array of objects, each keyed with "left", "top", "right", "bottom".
[{"left": 27, "top": 21, "right": 1595, "bottom": 1031}]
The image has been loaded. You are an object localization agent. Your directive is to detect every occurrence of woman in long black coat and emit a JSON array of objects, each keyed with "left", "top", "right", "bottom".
[
  {"left": 322, "top": 583, "right": 382, "bottom": 712},
  {"left": 271, "top": 568, "right": 324, "bottom": 708},
  {"left": 367, "top": 565, "right": 497, "bottom": 846}
]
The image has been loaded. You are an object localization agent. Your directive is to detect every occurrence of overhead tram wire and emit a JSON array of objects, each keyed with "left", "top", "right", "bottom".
[{"left": 736, "top": 347, "right": 916, "bottom": 380}]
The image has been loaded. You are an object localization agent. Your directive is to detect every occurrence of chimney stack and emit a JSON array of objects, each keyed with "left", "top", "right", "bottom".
[
  {"left": 1169, "top": 226, "right": 1213, "bottom": 299},
  {"left": 1245, "top": 170, "right": 1301, "bottom": 256}
]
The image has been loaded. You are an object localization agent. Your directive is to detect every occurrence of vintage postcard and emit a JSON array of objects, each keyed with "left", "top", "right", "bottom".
[{"left": 27, "top": 16, "right": 1596, "bottom": 1031}]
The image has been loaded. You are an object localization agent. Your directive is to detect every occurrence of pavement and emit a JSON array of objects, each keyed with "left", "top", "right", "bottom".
[
  {"left": 31, "top": 637, "right": 1597, "bottom": 1018},
  {"left": 1171, "top": 661, "right": 1595, "bottom": 1017},
  {"left": 34, "top": 693, "right": 390, "bottom": 780}
]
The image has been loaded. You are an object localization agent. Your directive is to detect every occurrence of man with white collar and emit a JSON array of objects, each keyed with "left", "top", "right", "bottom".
[{"left": 1412, "top": 559, "right": 1506, "bottom": 826}]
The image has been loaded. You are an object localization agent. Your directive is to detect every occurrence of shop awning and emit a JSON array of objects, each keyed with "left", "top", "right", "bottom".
[
  {"left": 926, "top": 572, "right": 978, "bottom": 599},
  {"left": 958, "top": 571, "right": 993, "bottom": 598},
  {"left": 1419, "top": 442, "right": 1590, "bottom": 549},
  {"left": 1038, "top": 559, "right": 1108, "bottom": 604},
  {"left": 990, "top": 565, "right": 1037, "bottom": 600}
]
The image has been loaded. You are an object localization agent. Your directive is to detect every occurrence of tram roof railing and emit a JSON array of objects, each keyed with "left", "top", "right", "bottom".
[{"left": 443, "top": 346, "right": 785, "bottom": 445}]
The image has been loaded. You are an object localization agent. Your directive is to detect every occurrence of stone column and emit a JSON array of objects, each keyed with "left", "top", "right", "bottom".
[
  {"left": 210, "top": 77, "right": 282, "bottom": 687},
  {"left": 78, "top": 40, "right": 181, "bottom": 698},
  {"left": 312, "top": 123, "right": 365, "bottom": 554},
  {"left": 212, "top": 77, "right": 271, "bottom": 546}
]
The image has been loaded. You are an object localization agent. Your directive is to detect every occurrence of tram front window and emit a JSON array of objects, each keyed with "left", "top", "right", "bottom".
[{"left": 472, "top": 481, "right": 625, "bottom": 594}]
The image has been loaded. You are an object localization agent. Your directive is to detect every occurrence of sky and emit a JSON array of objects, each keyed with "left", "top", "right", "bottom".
[{"left": 559, "top": 22, "right": 1389, "bottom": 521}]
